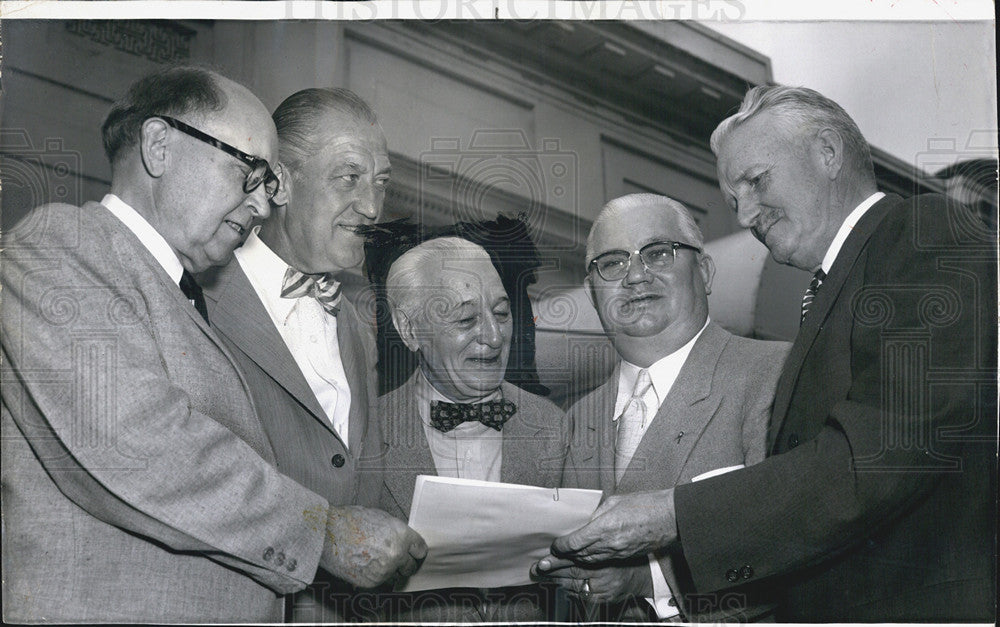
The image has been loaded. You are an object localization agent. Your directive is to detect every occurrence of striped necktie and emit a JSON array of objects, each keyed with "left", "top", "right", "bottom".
[
  {"left": 280, "top": 267, "right": 342, "bottom": 316},
  {"left": 800, "top": 269, "right": 826, "bottom": 325}
]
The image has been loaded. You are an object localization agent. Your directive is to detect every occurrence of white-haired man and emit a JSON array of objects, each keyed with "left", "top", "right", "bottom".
[
  {"left": 534, "top": 194, "right": 789, "bottom": 622},
  {"left": 376, "top": 236, "right": 570, "bottom": 622},
  {"left": 547, "top": 85, "right": 996, "bottom": 621}
]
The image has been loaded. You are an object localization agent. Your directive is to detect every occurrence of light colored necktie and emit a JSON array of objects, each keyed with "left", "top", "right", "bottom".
[
  {"left": 800, "top": 269, "right": 826, "bottom": 325},
  {"left": 614, "top": 369, "right": 653, "bottom": 484},
  {"left": 280, "top": 267, "right": 342, "bottom": 316}
]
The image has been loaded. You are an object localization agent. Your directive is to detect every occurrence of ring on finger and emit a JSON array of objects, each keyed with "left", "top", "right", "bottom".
[{"left": 581, "top": 578, "right": 591, "bottom": 597}]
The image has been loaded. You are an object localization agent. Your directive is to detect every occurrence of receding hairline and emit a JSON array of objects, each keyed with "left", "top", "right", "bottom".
[{"left": 586, "top": 193, "right": 705, "bottom": 264}]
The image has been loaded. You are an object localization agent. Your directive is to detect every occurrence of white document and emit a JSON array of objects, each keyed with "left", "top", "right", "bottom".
[{"left": 399, "top": 475, "right": 603, "bottom": 592}]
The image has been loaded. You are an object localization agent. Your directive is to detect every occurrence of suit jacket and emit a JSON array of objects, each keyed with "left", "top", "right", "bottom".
[
  {"left": 1, "top": 202, "right": 330, "bottom": 623},
  {"left": 565, "top": 321, "right": 789, "bottom": 621},
  {"left": 375, "top": 371, "right": 569, "bottom": 622},
  {"left": 674, "top": 194, "right": 997, "bottom": 621},
  {"left": 199, "top": 257, "right": 382, "bottom": 623}
]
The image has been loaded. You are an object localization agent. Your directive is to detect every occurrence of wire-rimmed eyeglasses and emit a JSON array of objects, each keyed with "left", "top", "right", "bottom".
[
  {"left": 588, "top": 241, "right": 702, "bottom": 281},
  {"left": 155, "top": 115, "right": 280, "bottom": 199}
]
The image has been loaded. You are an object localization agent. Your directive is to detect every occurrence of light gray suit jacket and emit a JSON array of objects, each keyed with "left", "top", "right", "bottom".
[
  {"left": 200, "top": 258, "right": 383, "bottom": 622},
  {"left": 1, "top": 202, "right": 329, "bottom": 623},
  {"left": 376, "top": 372, "right": 570, "bottom": 622},
  {"left": 564, "top": 322, "right": 789, "bottom": 622}
]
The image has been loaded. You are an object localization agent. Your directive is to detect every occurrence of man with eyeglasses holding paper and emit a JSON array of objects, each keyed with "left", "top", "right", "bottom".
[
  {"left": 533, "top": 193, "right": 788, "bottom": 622},
  {"left": 1, "top": 66, "right": 424, "bottom": 623}
]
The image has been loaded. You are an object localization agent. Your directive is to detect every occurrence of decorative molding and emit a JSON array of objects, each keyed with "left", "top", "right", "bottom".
[{"left": 65, "top": 21, "right": 196, "bottom": 64}]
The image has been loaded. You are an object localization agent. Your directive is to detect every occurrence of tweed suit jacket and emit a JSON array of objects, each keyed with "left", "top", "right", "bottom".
[
  {"left": 564, "top": 321, "right": 789, "bottom": 621},
  {"left": 1, "top": 202, "right": 330, "bottom": 623},
  {"left": 199, "top": 257, "right": 383, "bottom": 622},
  {"left": 375, "top": 372, "right": 569, "bottom": 622},
  {"left": 674, "top": 194, "right": 997, "bottom": 621}
]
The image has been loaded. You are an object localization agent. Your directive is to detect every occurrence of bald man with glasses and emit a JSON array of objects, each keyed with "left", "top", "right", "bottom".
[
  {"left": 1, "top": 66, "right": 424, "bottom": 623},
  {"left": 533, "top": 194, "right": 789, "bottom": 622}
]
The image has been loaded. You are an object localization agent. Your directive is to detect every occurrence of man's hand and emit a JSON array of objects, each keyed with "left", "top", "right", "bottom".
[
  {"left": 531, "top": 554, "right": 652, "bottom": 605},
  {"left": 551, "top": 489, "right": 678, "bottom": 564},
  {"left": 318, "top": 506, "right": 428, "bottom": 589}
]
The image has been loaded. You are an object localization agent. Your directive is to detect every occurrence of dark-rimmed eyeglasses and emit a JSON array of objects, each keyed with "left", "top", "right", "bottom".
[
  {"left": 156, "top": 115, "right": 280, "bottom": 199},
  {"left": 588, "top": 241, "right": 702, "bottom": 281}
]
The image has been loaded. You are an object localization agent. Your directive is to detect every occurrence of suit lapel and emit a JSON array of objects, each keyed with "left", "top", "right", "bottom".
[
  {"left": 499, "top": 383, "right": 548, "bottom": 486},
  {"left": 619, "top": 323, "right": 725, "bottom": 489},
  {"left": 575, "top": 371, "right": 620, "bottom": 493},
  {"left": 382, "top": 375, "right": 437, "bottom": 517},
  {"left": 769, "top": 195, "right": 899, "bottom": 448},
  {"left": 337, "top": 300, "right": 371, "bottom": 453},
  {"left": 202, "top": 261, "right": 329, "bottom": 427}
]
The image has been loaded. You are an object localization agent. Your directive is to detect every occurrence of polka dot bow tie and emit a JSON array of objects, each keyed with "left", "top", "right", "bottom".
[{"left": 430, "top": 400, "right": 517, "bottom": 433}]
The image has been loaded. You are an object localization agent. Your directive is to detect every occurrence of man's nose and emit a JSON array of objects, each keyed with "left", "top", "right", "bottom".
[
  {"left": 622, "top": 253, "right": 651, "bottom": 285},
  {"left": 477, "top": 313, "right": 504, "bottom": 349},
  {"left": 247, "top": 184, "right": 272, "bottom": 221},
  {"left": 736, "top": 200, "right": 759, "bottom": 230},
  {"left": 353, "top": 183, "right": 381, "bottom": 220}
]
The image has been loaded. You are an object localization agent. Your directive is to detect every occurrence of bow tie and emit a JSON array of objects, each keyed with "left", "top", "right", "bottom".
[
  {"left": 430, "top": 400, "right": 517, "bottom": 433},
  {"left": 280, "top": 267, "right": 342, "bottom": 316}
]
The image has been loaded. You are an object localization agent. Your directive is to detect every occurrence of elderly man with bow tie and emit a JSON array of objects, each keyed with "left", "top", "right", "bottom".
[{"left": 375, "top": 236, "right": 570, "bottom": 622}]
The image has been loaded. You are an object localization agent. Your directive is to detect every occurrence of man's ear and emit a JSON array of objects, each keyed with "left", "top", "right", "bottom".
[
  {"left": 698, "top": 253, "right": 716, "bottom": 296},
  {"left": 140, "top": 117, "right": 171, "bottom": 179},
  {"left": 815, "top": 127, "right": 844, "bottom": 180},
  {"left": 391, "top": 306, "right": 420, "bottom": 353},
  {"left": 270, "top": 162, "right": 291, "bottom": 207}
]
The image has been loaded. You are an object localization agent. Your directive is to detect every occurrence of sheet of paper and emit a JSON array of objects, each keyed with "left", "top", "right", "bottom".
[{"left": 399, "top": 475, "right": 603, "bottom": 592}]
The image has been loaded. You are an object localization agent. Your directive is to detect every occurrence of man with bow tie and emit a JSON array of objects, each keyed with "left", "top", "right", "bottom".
[
  {"left": 376, "top": 236, "right": 570, "bottom": 622},
  {"left": 199, "top": 87, "right": 423, "bottom": 622}
]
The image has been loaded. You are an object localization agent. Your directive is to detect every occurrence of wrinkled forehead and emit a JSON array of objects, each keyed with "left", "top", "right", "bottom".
[{"left": 432, "top": 259, "right": 506, "bottom": 301}]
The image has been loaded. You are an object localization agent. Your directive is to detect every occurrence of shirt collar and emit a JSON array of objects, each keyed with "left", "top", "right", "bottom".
[
  {"left": 234, "top": 228, "right": 298, "bottom": 323},
  {"left": 101, "top": 193, "right": 184, "bottom": 285},
  {"left": 819, "top": 192, "right": 885, "bottom": 274},
  {"left": 619, "top": 316, "right": 710, "bottom": 405}
]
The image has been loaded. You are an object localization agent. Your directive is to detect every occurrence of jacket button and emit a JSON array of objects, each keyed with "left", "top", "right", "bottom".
[
  {"left": 740, "top": 564, "right": 754, "bottom": 579},
  {"left": 667, "top": 597, "right": 678, "bottom": 607},
  {"left": 275, "top": 552, "right": 285, "bottom": 566},
  {"left": 788, "top": 433, "right": 799, "bottom": 448},
  {"left": 725, "top": 568, "right": 740, "bottom": 583},
  {"left": 331, "top": 454, "right": 346, "bottom": 467},
  {"left": 263, "top": 547, "right": 274, "bottom": 562},
  {"left": 286, "top": 558, "right": 297, "bottom": 572}
]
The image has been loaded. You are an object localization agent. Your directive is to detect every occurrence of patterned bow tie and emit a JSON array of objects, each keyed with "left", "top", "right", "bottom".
[
  {"left": 280, "top": 267, "right": 342, "bottom": 316},
  {"left": 430, "top": 400, "right": 517, "bottom": 433}
]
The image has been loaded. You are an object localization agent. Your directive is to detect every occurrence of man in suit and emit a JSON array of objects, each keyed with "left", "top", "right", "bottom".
[
  {"left": 546, "top": 85, "right": 997, "bottom": 621},
  {"left": 199, "top": 87, "right": 396, "bottom": 622},
  {"left": 534, "top": 194, "right": 789, "bottom": 622},
  {"left": 376, "top": 236, "right": 569, "bottom": 622},
  {"left": 1, "top": 66, "right": 425, "bottom": 623}
]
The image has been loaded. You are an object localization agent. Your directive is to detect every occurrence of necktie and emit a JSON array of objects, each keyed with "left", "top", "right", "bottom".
[
  {"left": 179, "top": 270, "right": 209, "bottom": 324},
  {"left": 430, "top": 400, "right": 517, "bottom": 433},
  {"left": 614, "top": 369, "right": 653, "bottom": 484},
  {"left": 800, "top": 269, "right": 827, "bottom": 325},
  {"left": 281, "top": 267, "right": 342, "bottom": 316}
]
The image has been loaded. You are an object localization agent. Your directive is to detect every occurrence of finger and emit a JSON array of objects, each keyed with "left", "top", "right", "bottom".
[
  {"left": 551, "top": 525, "right": 601, "bottom": 558},
  {"left": 397, "top": 555, "right": 420, "bottom": 578},
  {"left": 407, "top": 533, "right": 429, "bottom": 560},
  {"left": 534, "top": 556, "right": 577, "bottom": 573}
]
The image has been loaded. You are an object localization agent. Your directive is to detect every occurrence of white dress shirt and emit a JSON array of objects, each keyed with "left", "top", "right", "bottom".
[
  {"left": 614, "top": 317, "right": 709, "bottom": 619},
  {"left": 819, "top": 192, "right": 886, "bottom": 274},
  {"left": 415, "top": 369, "right": 504, "bottom": 482},
  {"left": 102, "top": 194, "right": 184, "bottom": 286},
  {"left": 234, "top": 229, "right": 352, "bottom": 445}
]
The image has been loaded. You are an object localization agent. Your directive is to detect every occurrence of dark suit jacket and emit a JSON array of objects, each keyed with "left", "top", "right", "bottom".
[
  {"left": 674, "top": 194, "right": 997, "bottom": 621},
  {"left": 200, "top": 258, "right": 382, "bottom": 623},
  {"left": 565, "top": 321, "right": 789, "bottom": 622},
  {"left": 375, "top": 371, "right": 569, "bottom": 622},
  {"left": 1, "top": 203, "right": 329, "bottom": 623}
]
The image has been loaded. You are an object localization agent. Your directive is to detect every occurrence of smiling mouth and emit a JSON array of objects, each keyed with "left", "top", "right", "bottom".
[
  {"left": 225, "top": 220, "right": 246, "bottom": 236},
  {"left": 625, "top": 294, "right": 661, "bottom": 306},
  {"left": 467, "top": 355, "right": 501, "bottom": 366}
]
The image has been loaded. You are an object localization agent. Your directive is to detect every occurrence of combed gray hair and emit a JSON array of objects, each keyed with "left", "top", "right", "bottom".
[
  {"left": 585, "top": 193, "right": 704, "bottom": 265},
  {"left": 386, "top": 237, "right": 492, "bottom": 320},
  {"left": 710, "top": 85, "right": 875, "bottom": 180},
  {"left": 272, "top": 87, "right": 380, "bottom": 179}
]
